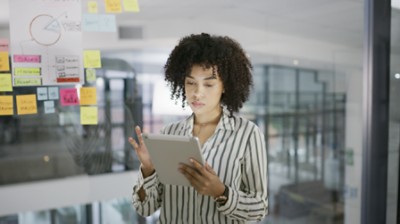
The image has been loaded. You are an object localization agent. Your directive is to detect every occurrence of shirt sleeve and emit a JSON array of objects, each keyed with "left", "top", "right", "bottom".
[
  {"left": 132, "top": 165, "right": 163, "bottom": 217},
  {"left": 217, "top": 125, "right": 269, "bottom": 221}
]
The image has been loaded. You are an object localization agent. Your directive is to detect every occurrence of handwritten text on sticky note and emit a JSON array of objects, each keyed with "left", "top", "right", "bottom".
[
  {"left": 83, "top": 50, "right": 102, "bottom": 68},
  {"left": 14, "top": 78, "right": 41, "bottom": 86},
  {"left": 81, "top": 106, "right": 98, "bottom": 125},
  {"left": 60, "top": 88, "right": 79, "bottom": 106},
  {"left": 13, "top": 55, "right": 41, "bottom": 63},
  {"left": 0, "top": 52, "right": 10, "bottom": 71},
  {"left": 14, "top": 67, "right": 41, "bottom": 76},
  {"left": 86, "top": 68, "right": 97, "bottom": 82},
  {"left": 0, "top": 74, "right": 13, "bottom": 92},
  {"left": 82, "top": 14, "right": 117, "bottom": 32},
  {"left": 88, "top": 1, "right": 98, "bottom": 13},
  {"left": 80, "top": 87, "right": 97, "bottom": 105},
  {"left": 124, "top": 0, "right": 140, "bottom": 12},
  {"left": 44, "top": 101, "right": 55, "bottom": 114},
  {"left": 48, "top": 87, "right": 59, "bottom": 100},
  {"left": 0, "top": 95, "right": 13, "bottom": 116},
  {"left": 37, "top": 87, "right": 48, "bottom": 100},
  {"left": 105, "top": 0, "right": 122, "bottom": 13},
  {"left": 16, "top": 94, "right": 37, "bottom": 115},
  {"left": 0, "top": 39, "right": 9, "bottom": 52}
]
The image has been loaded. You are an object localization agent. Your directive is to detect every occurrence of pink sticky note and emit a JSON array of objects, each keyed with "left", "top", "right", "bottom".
[
  {"left": 13, "top": 55, "right": 41, "bottom": 63},
  {"left": 0, "top": 39, "right": 9, "bottom": 52},
  {"left": 60, "top": 88, "right": 79, "bottom": 106}
]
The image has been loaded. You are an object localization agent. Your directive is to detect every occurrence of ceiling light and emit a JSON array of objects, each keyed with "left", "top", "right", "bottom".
[{"left": 43, "top": 155, "right": 50, "bottom": 162}]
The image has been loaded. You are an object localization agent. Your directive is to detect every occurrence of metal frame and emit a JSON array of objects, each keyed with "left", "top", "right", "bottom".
[{"left": 361, "top": 0, "right": 391, "bottom": 223}]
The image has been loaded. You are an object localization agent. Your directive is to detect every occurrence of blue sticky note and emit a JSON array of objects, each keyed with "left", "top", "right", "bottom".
[
  {"left": 44, "top": 101, "right": 55, "bottom": 114},
  {"left": 37, "top": 87, "right": 48, "bottom": 101},
  {"left": 82, "top": 14, "right": 117, "bottom": 32}
]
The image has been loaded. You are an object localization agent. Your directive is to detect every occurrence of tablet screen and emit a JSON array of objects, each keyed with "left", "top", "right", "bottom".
[{"left": 142, "top": 133, "right": 204, "bottom": 187}]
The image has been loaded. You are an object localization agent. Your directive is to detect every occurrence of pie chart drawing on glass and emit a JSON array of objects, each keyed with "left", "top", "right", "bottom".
[{"left": 29, "top": 14, "right": 62, "bottom": 46}]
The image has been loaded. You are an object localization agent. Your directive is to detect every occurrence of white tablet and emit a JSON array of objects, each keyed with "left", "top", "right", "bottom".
[{"left": 141, "top": 133, "right": 204, "bottom": 187}]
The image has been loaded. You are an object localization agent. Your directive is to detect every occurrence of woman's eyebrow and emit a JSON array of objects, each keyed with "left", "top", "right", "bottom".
[
  {"left": 204, "top": 75, "right": 217, "bottom": 80},
  {"left": 186, "top": 75, "right": 217, "bottom": 80}
]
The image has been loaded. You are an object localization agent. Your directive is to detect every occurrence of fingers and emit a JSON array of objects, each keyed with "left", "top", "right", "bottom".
[
  {"left": 179, "top": 163, "right": 202, "bottom": 186},
  {"left": 185, "top": 159, "right": 217, "bottom": 177},
  {"left": 180, "top": 160, "right": 216, "bottom": 180},
  {"left": 179, "top": 163, "right": 202, "bottom": 181},
  {"left": 205, "top": 162, "right": 217, "bottom": 175},
  {"left": 179, "top": 163, "right": 199, "bottom": 177},
  {"left": 135, "top": 126, "right": 146, "bottom": 145},
  {"left": 190, "top": 159, "right": 207, "bottom": 175},
  {"left": 135, "top": 125, "right": 142, "bottom": 136},
  {"left": 129, "top": 126, "right": 143, "bottom": 149},
  {"left": 128, "top": 137, "right": 139, "bottom": 149},
  {"left": 180, "top": 161, "right": 222, "bottom": 196}
]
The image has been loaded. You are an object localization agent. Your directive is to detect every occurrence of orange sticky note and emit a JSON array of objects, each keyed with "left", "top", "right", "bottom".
[
  {"left": 0, "top": 74, "right": 13, "bottom": 92},
  {"left": 88, "top": 1, "right": 98, "bottom": 13},
  {"left": 105, "top": 0, "right": 122, "bottom": 13},
  {"left": 0, "top": 52, "right": 10, "bottom": 71},
  {"left": 83, "top": 50, "right": 102, "bottom": 68},
  {"left": 124, "top": 0, "right": 140, "bottom": 12},
  {"left": 81, "top": 106, "right": 98, "bottom": 125},
  {"left": 80, "top": 87, "right": 97, "bottom": 105},
  {"left": 16, "top": 94, "right": 37, "bottom": 115},
  {"left": 0, "top": 95, "right": 13, "bottom": 115}
]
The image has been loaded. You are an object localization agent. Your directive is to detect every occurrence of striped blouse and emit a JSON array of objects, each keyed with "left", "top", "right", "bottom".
[{"left": 132, "top": 109, "right": 268, "bottom": 223}]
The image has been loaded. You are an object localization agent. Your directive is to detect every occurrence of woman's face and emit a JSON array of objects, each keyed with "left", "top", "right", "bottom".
[{"left": 185, "top": 65, "right": 224, "bottom": 117}]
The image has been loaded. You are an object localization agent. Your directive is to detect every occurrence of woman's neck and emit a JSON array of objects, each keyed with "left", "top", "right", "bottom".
[{"left": 194, "top": 108, "right": 222, "bottom": 126}]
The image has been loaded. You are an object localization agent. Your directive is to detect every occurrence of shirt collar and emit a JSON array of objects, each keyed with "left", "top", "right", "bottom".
[{"left": 183, "top": 107, "right": 235, "bottom": 135}]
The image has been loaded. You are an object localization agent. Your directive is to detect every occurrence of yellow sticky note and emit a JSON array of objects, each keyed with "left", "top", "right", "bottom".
[
  {"left": 88, "top": 1, "right": 98, "bottom": 13},
  {"left": 14, "top": 67, "right": 41, "bottom": 76},
  {"left": 14, "top": 77, "right": 42, "bottom": 86},
  {"left": 86, "top": 68, "right": 97, "bottom": 82},
  {"left": 83, "top": 50, "right": 102, "bottom": 68},
  {"left": 0, "top": 95, "right": 13, "bottom": 116},
  {"left": 105, "top": 0, "right": 122, "bottom": 13},
  {"left": 16, "top": 94, "right": 37, "bottom": 115},
  {"left": 80, "top": 87, "right": 97, "bottom": 105},
  {"left": 0, "top": 52, "right": 10, "bottom": 71},
  {"left": 124, "top": 0, "right": 140, "bottom": 12},
  {"left": 0, "top": 74, "right": 13, "bottom": 92},
  {"left": 81, "top": 106, "right": 98, "bottom": 125}
]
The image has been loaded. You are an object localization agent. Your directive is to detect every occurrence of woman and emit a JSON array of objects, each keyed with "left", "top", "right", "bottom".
[{"left": 129, "top": 33, "right": 268, "bottom": 223}]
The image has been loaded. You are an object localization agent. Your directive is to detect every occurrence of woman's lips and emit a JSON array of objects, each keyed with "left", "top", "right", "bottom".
[{"left": 191, "top": 101, "right": 204, "bottom": 108}]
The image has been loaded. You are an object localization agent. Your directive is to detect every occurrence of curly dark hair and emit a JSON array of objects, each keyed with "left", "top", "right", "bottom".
[{"left": 164, "top": 33, "right": 253, "bottom": 116}]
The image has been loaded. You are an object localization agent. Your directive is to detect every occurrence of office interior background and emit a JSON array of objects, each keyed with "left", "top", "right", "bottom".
[{"left": 0, "top": 0, "right": 399, "bottom": 223}]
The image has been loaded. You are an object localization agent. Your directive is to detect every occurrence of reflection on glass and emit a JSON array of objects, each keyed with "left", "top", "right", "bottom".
[
  {"left": 243, "top": 65, "right": 346, "bottom": 223},
  {"left": 0, "top": 59, "right": 141, "bottom": 185}
]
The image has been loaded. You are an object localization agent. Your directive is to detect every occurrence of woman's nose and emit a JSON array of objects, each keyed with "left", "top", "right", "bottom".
[
  {"left": 193, "top": 85, "right": 204, "bottom": 96},
  {"left": 193, "top": 85, "right": 201, "bottom": 94}
]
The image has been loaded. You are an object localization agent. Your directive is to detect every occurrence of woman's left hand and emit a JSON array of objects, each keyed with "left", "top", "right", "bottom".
[{"left": 179, "top": 159, "right": 225, "bottom": 198}]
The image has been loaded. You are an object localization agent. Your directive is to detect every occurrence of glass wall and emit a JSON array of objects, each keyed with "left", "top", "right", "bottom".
[
  {"left": 246, "top": 65, "right": 346, "bottom": 223},
  {"left": 0, "top": 0, "right": 384, "bottom": 223},
  {"left": 0, "top": 60, "right": 141, "bottom": 185}
]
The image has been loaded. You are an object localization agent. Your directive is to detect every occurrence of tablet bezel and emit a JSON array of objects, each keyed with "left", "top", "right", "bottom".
[{"left": 141, "top": 133, "right": 204, "bottom": 187}]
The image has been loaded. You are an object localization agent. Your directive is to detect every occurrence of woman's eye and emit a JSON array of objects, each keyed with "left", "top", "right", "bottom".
[
  {"left": 186, "top": 81, "right": 195, "bottom": 85},
  {"left": 205, "top": 84, "right": 214, "bottom": 87}
]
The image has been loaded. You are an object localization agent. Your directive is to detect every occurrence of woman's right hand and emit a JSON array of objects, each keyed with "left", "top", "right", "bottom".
[{"left": 128, "top": 126, "right": 155, "bottom": 177}]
